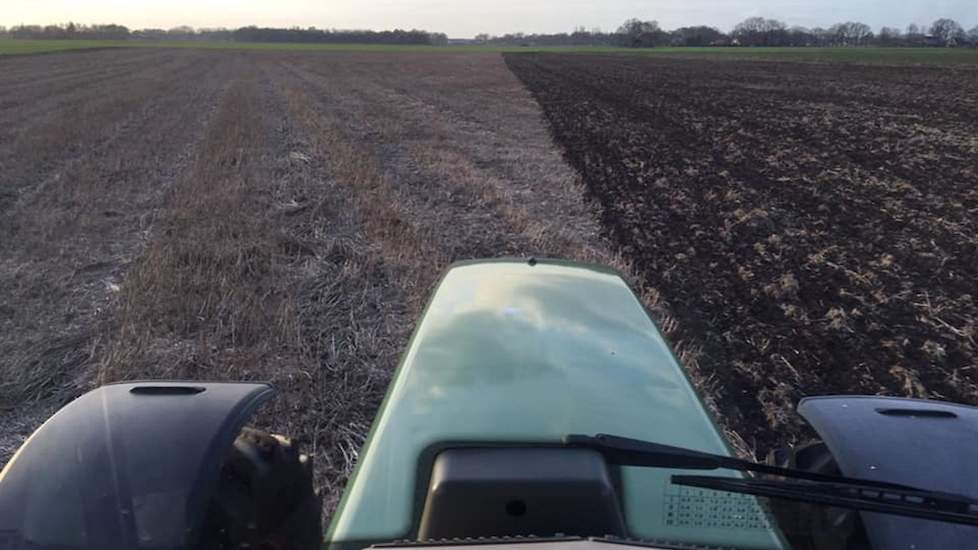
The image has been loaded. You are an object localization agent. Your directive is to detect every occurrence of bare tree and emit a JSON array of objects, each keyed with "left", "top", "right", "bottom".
[
  {"left": 785, "top": 26, "right": 817, "bottom": 46},
  {"left": 828, "top": 22, "right": 874, "bottom": 46},
  {"left": 968, "top": 26, "right": 978, "bottom": 47},
  {"left": 848, "top": 22, "right": 874, "bottom": 46},
  {"left": 809, "top": 27, "right": 830, "bottom": 46},
  {"left": 570, "top": 26, "right": 602, "bottom": 46},
  {"left": 878, "top": 26, "right": 903, "bottom": 46},
  {"left": 904, "top": 23, "right": 928, "bottom": 46},
  {"left": 732, "top": 17, "right": 788, "bottom": 46},
  {"left": 670, "top": 25, "right": 726, "bottom": 46},
  {"left": 616, "top": 18, "right": 667, "bottom": 47},
  {"left": 930, "top": 18, "right": 965, "bottom": 46}
]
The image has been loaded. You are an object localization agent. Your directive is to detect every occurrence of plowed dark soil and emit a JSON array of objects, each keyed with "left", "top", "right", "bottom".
[{"left": 506, "top": 53, "right": 978, "bottom": 453}]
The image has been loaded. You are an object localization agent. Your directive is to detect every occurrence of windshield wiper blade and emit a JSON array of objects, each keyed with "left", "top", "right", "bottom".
[
  {"left": 566, "top": 433, "right": 978, "bottom": 527},
  {"left": 564, "top": 433, "right": 914, "bottom": 491},
  {"left": 673, "top": 475, "right": 978, "bottom": 527}
]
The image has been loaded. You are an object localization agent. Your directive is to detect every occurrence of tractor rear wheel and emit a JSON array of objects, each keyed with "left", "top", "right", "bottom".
[
  {"left": 200, "top": 427, "right": 322, "bottom": 550},
  {"left": 765, "top": 441, "right": 870, "bottom": 550}
]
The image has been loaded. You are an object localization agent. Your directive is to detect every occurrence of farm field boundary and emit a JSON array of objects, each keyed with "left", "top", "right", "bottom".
[{"left": 2, "top": 39, "right": 978, "bottom": 64}]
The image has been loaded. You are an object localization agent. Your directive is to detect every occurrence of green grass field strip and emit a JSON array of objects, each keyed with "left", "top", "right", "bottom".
[{"left": 2, "top": 39, "right": 977, "bottom": 65}]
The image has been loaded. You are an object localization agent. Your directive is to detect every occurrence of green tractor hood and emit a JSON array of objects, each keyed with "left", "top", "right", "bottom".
[{"left": 327, "top": 259, "right": 782, "bottom": 549}]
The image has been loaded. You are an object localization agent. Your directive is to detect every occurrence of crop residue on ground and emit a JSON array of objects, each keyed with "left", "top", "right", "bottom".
[
  {"left": 506, "top": 52, "right": 978, "bottom": 452},
  {"left": 0, "top": 49, "right": 628, "bottom": 517},
  {"left": 1, "top": 48, "right": 976, "bottom": 522}
]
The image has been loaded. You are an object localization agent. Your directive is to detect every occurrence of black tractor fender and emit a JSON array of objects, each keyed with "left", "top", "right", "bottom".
[
  {"left": 0, "top": 381, "right": 274, "bottom": 549},
  {"left": 798, "top": 395, "right": 978, "bottom": 550}
]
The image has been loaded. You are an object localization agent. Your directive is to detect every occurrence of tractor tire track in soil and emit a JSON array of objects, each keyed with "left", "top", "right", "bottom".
[
  {"left": 0, "top": 50, "right": 234, "bottom": 454},
  {"left": 505, "top": 53, "right": 978, "bottom": 454}
]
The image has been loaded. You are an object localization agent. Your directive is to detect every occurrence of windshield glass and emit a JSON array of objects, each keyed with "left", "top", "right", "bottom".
[{"left": 1, "top": 2, "right": 976, "bottom": 549}]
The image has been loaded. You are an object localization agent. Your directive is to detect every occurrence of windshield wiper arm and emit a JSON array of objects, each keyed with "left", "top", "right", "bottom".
[
  {"left": 673, "top": 475, "right": 978, "bottom": 527},
  {"left": 566, "top": 433, "right": 978, "bottom": 527},
  {"left": 564, "top": 433, "right": 913, "bottom": 491}
]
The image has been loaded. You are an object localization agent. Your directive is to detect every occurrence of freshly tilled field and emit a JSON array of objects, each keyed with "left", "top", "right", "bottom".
[{"left": 506, "top": 53, "right": 978, "bottom": 452}]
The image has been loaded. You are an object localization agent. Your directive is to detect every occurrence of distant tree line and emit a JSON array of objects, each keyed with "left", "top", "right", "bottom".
[
  {"left": 1, "top": 22, "right": 131, "bottom": 40},
  {"left": 0, "top": 22, "right": 448, "bottom": 46},
  {"left": 230, "top": 27, "right": 447, "bottom": 45},
  {"left": 1, "top": 18, "right": 976, "bottom": 48},
  {"left": 477, "top": 17, "right": 978, "bottom": 48}
]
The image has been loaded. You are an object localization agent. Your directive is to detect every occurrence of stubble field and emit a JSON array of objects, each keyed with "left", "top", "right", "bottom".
[
  {"left": 0, "top": 49, "right": 623, "bottom": 513},
  {"left": 1, "top": 48, "right": 976, "bottom": 518}
]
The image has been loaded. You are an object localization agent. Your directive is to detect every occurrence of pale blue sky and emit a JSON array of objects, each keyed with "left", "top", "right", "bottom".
[{"left": 2, "top": 0, "right": 975, "bottom": 38}]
